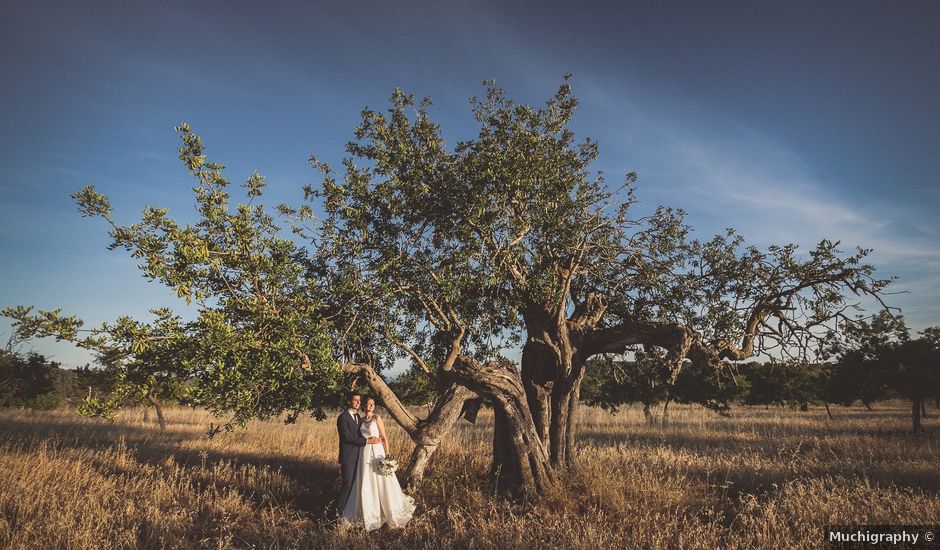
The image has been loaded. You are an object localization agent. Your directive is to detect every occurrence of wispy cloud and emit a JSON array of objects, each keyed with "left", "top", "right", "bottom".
[
  {"left": 575, "top": 80, "right": 940, "bottom": 330},
  {"left": 670, "top": 139, "right": 938, "bottom": 260},
  {"left": 607, "top": 110, "right": 939, "bottom": 258}
]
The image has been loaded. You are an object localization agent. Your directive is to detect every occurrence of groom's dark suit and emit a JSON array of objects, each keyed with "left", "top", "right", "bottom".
[{"left": 336, "top": 409, "right": 367, "bottom": 513}]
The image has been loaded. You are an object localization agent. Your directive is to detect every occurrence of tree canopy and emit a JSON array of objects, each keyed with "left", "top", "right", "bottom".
[
  {"left": 4, "top": 124, "right": 341, "bottom": 432},
  {"left": 824, "top": 311, "right": 940, "bottom": 430}
]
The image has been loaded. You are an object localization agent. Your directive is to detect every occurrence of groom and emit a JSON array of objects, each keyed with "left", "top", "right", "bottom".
[{"left": 336, "top": 393, "right": 380, "bottom": 515}]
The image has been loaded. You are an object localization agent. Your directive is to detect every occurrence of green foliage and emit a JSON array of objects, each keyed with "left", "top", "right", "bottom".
[
  {"left": 387, "top": 366, "right": 439, "bottom": 406},
  {"left": 313, "top": 86, "right": 518, "bottom": 357},
  {"left": 22, "top": 392, "right": 63, "bottom": 410},
  {"left": 886, "top": 332, "right": 940, "bottom": 404},
  {"left": 821, "top": 355, "right": 887, "bottom": 408},
  {"left": 821, "top": 311, "right": 907, "bottom": 408},
  {"left": 77, "top": 392, "right": 116, "bottom": 418},
  {"left": 74, "top": 363, "right": 117, "bottom": 396},
  {"left": 584, "top": 350, "right": 744, "bottom": 414},
  {"left": 823, "top": 311, "right": 940, "bottom": 424},
  {"left": 0, "top": 350, "right": 59, "bottom": 408},
  {"left": 3, "top": 124, "right": 343, "bottom": 431},
  {"left": 737, "top": 361, "right": 825, "bottom": 407},
  {"left": 584, "top": 354, "right": 670, "bottom": 412},
  {"left": 670, "top": 360, "right": 745, "bottom": 414}
]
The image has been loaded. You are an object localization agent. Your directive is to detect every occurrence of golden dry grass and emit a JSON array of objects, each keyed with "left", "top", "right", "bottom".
[{"left": 0, "top": 402, "right": 937, "bottom": 549}]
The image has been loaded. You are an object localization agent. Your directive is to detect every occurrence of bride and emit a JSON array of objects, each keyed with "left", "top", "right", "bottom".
[{"left": 341, "top": 397, "right": 416, "bottom": 531}]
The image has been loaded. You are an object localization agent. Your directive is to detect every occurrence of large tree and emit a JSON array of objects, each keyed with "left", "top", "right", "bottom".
[
  {"left": 5, "top": 78, "right": 892, "bottom": 500},
  {"left": 304, "top": 77, "right": 891, "bottom": 497}
]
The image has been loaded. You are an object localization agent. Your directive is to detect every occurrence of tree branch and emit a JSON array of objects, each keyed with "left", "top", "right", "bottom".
[{"left": 341, "top": 361, "right": 418, "bottom": 437}]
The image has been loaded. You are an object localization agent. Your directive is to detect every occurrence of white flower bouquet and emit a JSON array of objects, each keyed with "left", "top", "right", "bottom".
[{"left": 376, "top": 455, "right": 399, "bottom": 476}]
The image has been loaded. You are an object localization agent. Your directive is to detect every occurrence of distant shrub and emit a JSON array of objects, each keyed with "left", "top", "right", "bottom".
[
  {"left": 22, "top": 392, "right": 63, "bottom": 410},
  {"left": 0, "top": 350, "right": 64, "bottom": 409}
]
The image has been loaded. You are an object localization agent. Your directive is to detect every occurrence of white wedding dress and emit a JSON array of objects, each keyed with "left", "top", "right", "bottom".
[{"left": 341, "top": 416, "right": 416, "bottom": 531}]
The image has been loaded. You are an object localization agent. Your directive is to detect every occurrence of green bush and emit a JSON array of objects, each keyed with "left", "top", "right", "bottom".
[{"left": 22, "top": 392, "right": 63, "bottom": 410}]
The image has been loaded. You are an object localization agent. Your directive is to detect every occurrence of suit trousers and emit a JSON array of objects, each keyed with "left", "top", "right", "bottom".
[{"left": 337, "top": 454, "right": 359, "bottom": 514}]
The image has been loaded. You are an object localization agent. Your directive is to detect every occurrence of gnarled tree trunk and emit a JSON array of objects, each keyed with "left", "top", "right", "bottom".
[
  {"left": 510, "top": 313, "right": 714, "bottom": 494},
  {"left": 403, "top": 382, "right": 476, "bottom": 490},
  {"left": 520, "top": 329, "right": 588, "bottom": 469},
  {"left": 453, "top": 356, "right": 555, "bottom": 500},
  {"left": 522, "top": 313, "right": 701, "bottom": 472},
  {"left": 521, "top": 340, "right": 553, "bottom": 449},
  {"left": 547, "top": 359, "right": 584, "bottom": 467}
]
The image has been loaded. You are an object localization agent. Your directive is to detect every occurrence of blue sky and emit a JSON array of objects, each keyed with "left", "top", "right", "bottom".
[{"left": 2, "top": 0, "right": 938, "bottom": 368}]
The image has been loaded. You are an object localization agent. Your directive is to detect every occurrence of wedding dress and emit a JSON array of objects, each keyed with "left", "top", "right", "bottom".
[{"left": 341, "top": 416, "right": 416, "bottom": 531}]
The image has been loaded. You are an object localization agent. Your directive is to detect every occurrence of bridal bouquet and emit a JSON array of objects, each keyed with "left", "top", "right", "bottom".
[{"left": 376, "top": 455, "right": 399, "bottom": 476}]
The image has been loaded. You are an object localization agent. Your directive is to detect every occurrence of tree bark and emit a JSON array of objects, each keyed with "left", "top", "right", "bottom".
[
  {"left": 563, "top": 372, "right": 582, "bottom": 466},
  {"left": 147, "top": 392, "right": 166, "bottom": 431},
  {"left": 520, "top": 322, "right": 590, "bottom": 469},
  {"left": 402, "top": 382, "right": 475, "bottom": 490},
  {"left": 521, "top": 340, "right": 552, "bottom": 449},
  {"left": 662, "top": 399, "right": 671, "bottom": 426},
  {"left": 489, "top": 406, "right": 515, "bottom": 483},
  {"left": 452, "top": 356, "right": 555, "bottom": 500},
  {"left": 824, "top": 401, "right": 834, "bottom": 420},
  {"left": 547, "top": 361, "right": 584, "bottom": 467}
]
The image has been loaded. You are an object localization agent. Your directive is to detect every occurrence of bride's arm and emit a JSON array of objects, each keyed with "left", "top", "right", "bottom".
[{"left": 376, "top": 415, "right": 389, "bottom": 450}]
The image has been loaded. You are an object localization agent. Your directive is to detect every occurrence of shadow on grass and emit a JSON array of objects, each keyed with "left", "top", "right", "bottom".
[
  {"left": 4, "top": 407, "right": 939, "bottom": 537},
  {"left": 0, "top": 414, "right": 342, "bottom": 520},
  {"left": 0, "top": 414, "right": 193, "bottom": 447}
]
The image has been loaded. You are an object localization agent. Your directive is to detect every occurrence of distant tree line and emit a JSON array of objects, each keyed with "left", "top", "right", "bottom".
[
  {"left": 0, "top": 346, "right": 182, "bottom": 429},
  {"left": 822, "top": 311, "right": 940, "bottom": 431},
  {"left": 0, "top": 349, "right": 103, "bottom": 409},
  {"left": 580, "top": 311, "right": 940, "bottom": 432}
]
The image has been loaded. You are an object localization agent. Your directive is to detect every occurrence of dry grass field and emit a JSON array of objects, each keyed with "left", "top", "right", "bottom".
[{"left": 0, "top": 402, "right": 937, "bottom": 549}]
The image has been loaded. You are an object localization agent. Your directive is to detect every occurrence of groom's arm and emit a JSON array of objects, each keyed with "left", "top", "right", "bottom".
[{"left": 337, "top": 415, "right": 367, "bottom": 447}]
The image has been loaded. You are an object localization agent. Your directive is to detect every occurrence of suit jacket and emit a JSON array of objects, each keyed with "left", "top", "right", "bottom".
[{"left": 337, "top": 410, "right": 367, "bottom": 465}]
